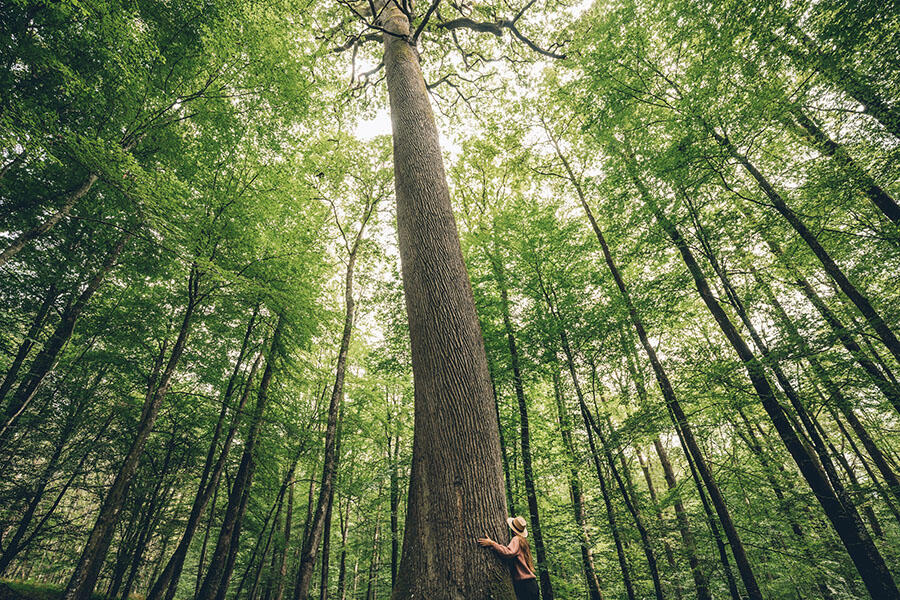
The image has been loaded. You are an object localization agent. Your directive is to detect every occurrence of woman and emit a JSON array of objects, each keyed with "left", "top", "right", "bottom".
[{"left": 477, "top": 516, "right": 540, "bottom": 600}]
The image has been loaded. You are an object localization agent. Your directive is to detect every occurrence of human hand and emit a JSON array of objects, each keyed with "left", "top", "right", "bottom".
[{"left": 477, "top": 537, "right": 493, "bottom": 547}]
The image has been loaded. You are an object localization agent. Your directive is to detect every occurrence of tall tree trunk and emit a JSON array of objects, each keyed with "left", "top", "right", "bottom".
[
  {"left": 551, "top": 371, "right": 604, "bottom": 600},
  {"left": 637, "top": 452, "right": 683, "bottom": 600},
  {"left": 1, "top": 233, "right": 130, "bottom": 444},
  {"left": 583, "top": 399, "right": 666, "bottom": 600},
  {"left": 752, "top": 267, "right": 900, "bottom": 504},
  {"left": 713, "top": 130, "right": 900, "bottom": 367},
  {"left": 337, "top": 500, "right": 350, "bottom": 600},
  {"left": 489, "top": 241, "right": 554, "bottom": 600},
  {"left": 196, "top": 316, "right": 284, "bottom": 600},
  {"left": 62, "top": 264, "right": 198, "bottom": 600},
  {"left": 546, "top": 128, "right": 754, "bottom": 600},
  {"left": 147, "top": 308, "right": 261, "bottom": 600},
  {"left": 490, "top": 367, "right": 517, "bottom": 516},
  {"left": 671, "top": 415, "right": 742, "bottom": 600},
  {"left": 377, "top": 9, "right": 514, "bottom": 597},
  {"left": 388, "top": 403, "right": 401, "bottom": 589},
  {"left": 633, "top": 166, "right": 900, "bottom": 600},
  {"left": 274, "top": 472, "right": 296, "bottom": 600},
  {"left": 651, "top": 438, "right": 712, "bottom": 600}
]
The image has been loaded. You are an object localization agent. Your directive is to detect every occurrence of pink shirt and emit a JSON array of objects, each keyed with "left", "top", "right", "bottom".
[{"left": 489, "top": 536, "right": 536, "bottom": 581}]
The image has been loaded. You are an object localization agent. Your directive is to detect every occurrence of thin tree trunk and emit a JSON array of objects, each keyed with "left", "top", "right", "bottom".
[
  {"left": 489, "top": 240, "right": 554, "bottom": 600},
  {"left": 274, "top": 472, "right": 296, "bottom": 600},
  {"left": 780, "top": 20, "right": 900, "bottom": 139},
  {"left": 147, "top": 308, "right": 261, "bottom": 600},
  {"left": 546, "top": 128, "right": 754, "bottom": 600},
  {"left": 638, "top": 452, "right": 683, "bottom": 600},
  {"left": 788, "top": 105, "right": 900, "bottom": 225},
  {"left": 294, "top": 196, "right": 375, "bottom": 600},
  {"left": 196, "top": 316, "right": 284, "bottom": 600},
  {"left": 337, "top": 499, "right": 349, "bottom": 600},
  {"left": 756, "top": 228, "right": 900, "bottom": 413},
  {"left": 714, "top": 130, "right": 900, "bottom": 367},
  {"left": 0, "top": 283, "right": 58, "bottom": 406},
  {"left": 551, "top": 371, "right": 604, "bottom": 600},
  {"left": 1, "top": 233, "right": 130, "bottom": 444},
  {"left": 379, "top": 7, "right": 513, "bottom": 597},
  {"left": 753, "top": 266, "right": 900, "bottom": 504},
  {"left": 0, "top": 173, "right": 98, "bottom": 268},
  {"left": 62, "top": 264, "right": 198, "bottom": 600}
]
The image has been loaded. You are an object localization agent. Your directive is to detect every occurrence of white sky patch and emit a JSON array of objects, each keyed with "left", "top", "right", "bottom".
[{"left": 355, "top": 108, "right": 392, "bottom": 139}]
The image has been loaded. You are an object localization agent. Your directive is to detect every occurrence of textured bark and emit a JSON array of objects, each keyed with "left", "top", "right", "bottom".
[
  {"left": 489, "top": 244, "right": 553, "bottom": 600},
  {"left": 638, "top": 172, "right": 900, "bottom": 600},
  {"left": 551, "top": 371, "right": 604, "bottom": 600},
  {"left": 62, "top": 263, "right": 196, "bottom": 600},
  {"left": 381, "top": 6, "right": 513, "bottom": 598},
  {"left": 1, "top": 233, "right": 130, "bottom": 444},
  {"left": 337, "top": 500, "right": 350, "bottom": 600},
  {"left": 196, "top": 316, "right": 283, "bottom": 600},
  {"left": 715, "top": 131, "right": 900, "bottom": 367},
  {"left": 147, "top": 309, "right": 261, "bottom": 600}
]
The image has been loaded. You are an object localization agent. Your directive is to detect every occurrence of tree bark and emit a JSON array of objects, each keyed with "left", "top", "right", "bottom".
[
  {"left": 62, "top": 263, "right": 197, "bottom": 600},
  {"left": 380, "top": 7, "right": 513, "bottom": 597}
]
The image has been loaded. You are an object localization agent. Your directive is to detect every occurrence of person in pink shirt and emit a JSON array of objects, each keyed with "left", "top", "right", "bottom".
[{"left": 477, "top": 516, "right": 540, "bottom": 600}]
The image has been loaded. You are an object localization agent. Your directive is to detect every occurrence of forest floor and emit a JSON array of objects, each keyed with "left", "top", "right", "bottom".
[{"left": 0, "top": 581, "right": 115, "bottom": 600}]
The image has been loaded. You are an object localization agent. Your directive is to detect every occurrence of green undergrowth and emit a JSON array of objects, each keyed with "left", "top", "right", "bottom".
[{"left": 0, "top": 580, "right": 127, "bottom": 600}]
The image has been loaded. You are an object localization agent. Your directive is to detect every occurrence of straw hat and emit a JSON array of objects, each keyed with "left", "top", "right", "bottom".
[{"left": 507, "top": 516, "right": 528, "bottom": 538}]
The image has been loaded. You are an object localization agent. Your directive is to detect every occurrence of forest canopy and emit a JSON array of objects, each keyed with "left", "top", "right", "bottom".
[{"left": 1, "top": 0, "right": 899, "bottom": 599}]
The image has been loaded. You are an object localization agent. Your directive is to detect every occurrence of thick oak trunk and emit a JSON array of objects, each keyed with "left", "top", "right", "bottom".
[{"left": 381, "top": 7, "right": 512, "bottom": 598}]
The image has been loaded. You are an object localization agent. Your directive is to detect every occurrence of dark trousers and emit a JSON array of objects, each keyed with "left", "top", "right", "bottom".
[{"left": 513, "top": 578, "right": 540, "bottom": 600}]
